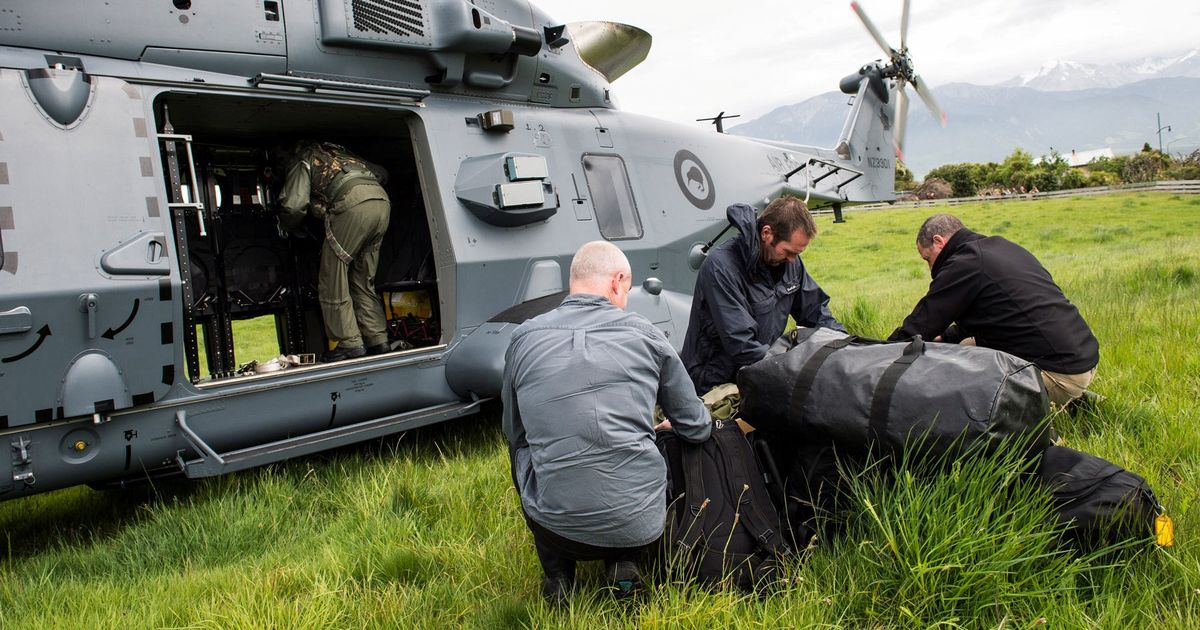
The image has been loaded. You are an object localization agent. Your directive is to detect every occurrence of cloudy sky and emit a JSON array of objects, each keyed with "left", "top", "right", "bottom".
[{"left": 534, "top": 0, "right": 1199, "bottom": 125}]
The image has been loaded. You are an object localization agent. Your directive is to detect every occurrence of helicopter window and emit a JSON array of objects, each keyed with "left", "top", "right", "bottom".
[{"left": 582, "top": 154, "right": 642, "bottom": 240}]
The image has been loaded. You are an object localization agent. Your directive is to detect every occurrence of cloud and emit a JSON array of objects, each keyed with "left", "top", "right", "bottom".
[{"left": 534, "top": 0, "right": 1199, "bottom": 123}]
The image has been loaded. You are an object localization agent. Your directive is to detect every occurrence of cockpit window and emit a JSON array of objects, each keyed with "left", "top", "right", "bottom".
[{"left": 582, "top": 154, "right": 643, "bottom": 240}]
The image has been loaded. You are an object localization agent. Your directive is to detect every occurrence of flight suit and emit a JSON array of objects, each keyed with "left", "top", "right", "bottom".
[{"left": 278, "top": 143, "right": 391, "bottom": 353}]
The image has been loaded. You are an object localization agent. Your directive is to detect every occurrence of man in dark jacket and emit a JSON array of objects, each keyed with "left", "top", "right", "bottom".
[
  {"left": 682, "top": 198, "right": 845, "bottom": 394},
  {"left": 889, "top": 214, "right": 1099, "bottom": 407}
]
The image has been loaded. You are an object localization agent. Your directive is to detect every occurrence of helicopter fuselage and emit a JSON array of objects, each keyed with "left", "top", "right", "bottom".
[{"left": 0, "top": 0, "right": 897, "bottom": 499}]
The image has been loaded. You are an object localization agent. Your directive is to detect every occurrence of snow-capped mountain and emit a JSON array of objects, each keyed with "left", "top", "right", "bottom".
[
  {"left": 729, "top": 77, "right": 1200, "bottom": 179},
  {"left": 998, "top": 49, "right": 1200, "bottom": 91},
  {"left": 728, "top": 49, "right": 1200, "bottom": 178}
]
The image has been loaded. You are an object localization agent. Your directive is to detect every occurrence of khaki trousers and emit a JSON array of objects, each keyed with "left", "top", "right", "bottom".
[
  {"left": 1041, "top": 367, "right": 1097, "bottom": 408},
  {"left": 960, "top": 337, "right": 1095, "bottom": 407},
  {"left": 319, "top": 199, "right": 390, "bottom": 348}
]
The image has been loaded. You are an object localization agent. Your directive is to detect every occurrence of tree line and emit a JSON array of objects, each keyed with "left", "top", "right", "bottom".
[{"left": 899, "top": 145, "right": 1200, "bottom": 198}]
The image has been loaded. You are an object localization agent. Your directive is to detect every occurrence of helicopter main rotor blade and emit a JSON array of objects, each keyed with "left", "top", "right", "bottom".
[
  {"left": 900, "top": 0, "right": 910, "bottom": 51},
  {"left": 894, "top": 85, "right": 909, "bottom": 159},
  {"left": 912, "top": 75, "right": 948, "bottom": 127},
  {"left": 850, "top": 2, "right": 896, "bottom": 58}
]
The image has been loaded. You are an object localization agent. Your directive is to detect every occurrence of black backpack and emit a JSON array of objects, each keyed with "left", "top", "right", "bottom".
[
  {"left": 656, "top": 420, "right": 789, "bottom": 591},
  {"left": 759, "top": 437, "right": 864, "bottom": 545},
  {"left": 1037, "top": 445, "right": 1162, "bottom": 549}
]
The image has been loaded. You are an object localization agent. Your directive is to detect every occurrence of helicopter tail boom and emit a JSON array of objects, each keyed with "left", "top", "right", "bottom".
[{"left": 832, "top": 68, "right": 897, "bottom": 200}]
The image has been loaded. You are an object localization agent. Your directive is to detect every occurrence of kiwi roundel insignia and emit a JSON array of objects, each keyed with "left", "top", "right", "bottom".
[{"left": 673, "top": 150, "right": 715, "bottom": 210}]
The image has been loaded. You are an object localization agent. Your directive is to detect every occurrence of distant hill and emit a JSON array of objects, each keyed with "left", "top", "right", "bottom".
[{"left": 730, "top": 51, "right": 1200, "bottom": 178}]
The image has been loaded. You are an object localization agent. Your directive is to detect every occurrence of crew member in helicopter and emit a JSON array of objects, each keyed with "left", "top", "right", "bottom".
[
  {"left": 681, "top": 196, "right": 845, "bottom": 394},
  {"left": 277, "top": 141, "right": 392, "bottom": 362}
]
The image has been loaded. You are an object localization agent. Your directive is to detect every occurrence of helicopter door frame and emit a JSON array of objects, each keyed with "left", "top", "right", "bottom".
[
  {"left": 149, "top": 90, "right": 444, "bottom": 385},
  {"left": 157, "top": 129, "right": 226, "bottom": 381}
]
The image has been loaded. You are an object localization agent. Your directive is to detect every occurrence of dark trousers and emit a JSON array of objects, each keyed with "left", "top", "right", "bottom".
[{"left": 522, "top": 512, "right": 651, "bottom": 579}]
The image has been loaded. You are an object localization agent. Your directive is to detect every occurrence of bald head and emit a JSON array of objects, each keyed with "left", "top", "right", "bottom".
[{"left": 569, "top": 241, "right": 633, "bottom": 309}]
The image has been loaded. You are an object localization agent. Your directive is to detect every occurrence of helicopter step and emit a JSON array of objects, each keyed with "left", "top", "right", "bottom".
[{"left": 173, "top": 399, "right": 484, "bottom": 479}]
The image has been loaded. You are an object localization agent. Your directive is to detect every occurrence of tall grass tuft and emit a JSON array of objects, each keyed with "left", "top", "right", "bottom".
[
  {"left": 835, "top": 442, "right": 1074, "bottom": 627},
  {"left": 840, "top": 296, "right": 885, "bottom": 338}
]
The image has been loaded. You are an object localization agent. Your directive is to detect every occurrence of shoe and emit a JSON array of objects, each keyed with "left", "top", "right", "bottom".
[
  {"left": 366, "top": 342, "right": 391, "bottom": 356},
  {"left": 604, "top": 560, "right": 643, "bottom": 600},
  {"left": 540, "top": 573, "right": 574, "bottom": 607},
  {"left": 322, "top": 345, "right": 366, "bottom": 363}
]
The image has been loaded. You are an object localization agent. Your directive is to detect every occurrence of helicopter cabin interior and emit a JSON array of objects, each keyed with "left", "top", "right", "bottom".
[{"left": 152, "top": 93, "right": 439, "bottom": 384}]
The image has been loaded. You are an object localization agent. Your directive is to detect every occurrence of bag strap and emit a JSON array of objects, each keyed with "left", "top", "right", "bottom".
[
  {"left": 656, "top": 431, "right": 678, "bottom": 505},
  {"left": 867, "top": 336, "right": 925, "bottom": 444},
  {"left": 323, "top": 216, "right": 355, "bottom": 265},
  {"left": 754, "top": 437, "right": 800, "bottom": 549},
  {"left": 788, "top": 337, "right": 856, "bottom": 413},
  {"left": 712, "top": 425, "right": 782, "bottom": 552},
  {"left": 753, "top": 438, "right": 786, "bottom": 511},
  {"left": 787, "top": 326, "right": 821, "bottom": 347},
  {"left": 678, "top": 438, "right": 711, "bottom": 548}
]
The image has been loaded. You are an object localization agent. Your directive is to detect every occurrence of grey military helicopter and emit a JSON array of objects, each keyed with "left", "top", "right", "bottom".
[{"left": 0, "top": 0, "right": 942, "bottom": 500}]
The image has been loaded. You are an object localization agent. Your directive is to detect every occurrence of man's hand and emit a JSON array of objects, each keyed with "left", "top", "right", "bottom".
[{"left": 653, "top": 419, "right": 673, "bottom": 432}]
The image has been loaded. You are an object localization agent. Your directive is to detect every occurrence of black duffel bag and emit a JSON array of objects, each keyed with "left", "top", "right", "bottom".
[
  {"left": 656, "top": 420, "right": 789, "bottom": 591},
  {"left": 1037, "top": 445, "right": 1164, "bottom": 549},
  {"left": 738, "top": 327, "right": 1052, "bottom": 459}
]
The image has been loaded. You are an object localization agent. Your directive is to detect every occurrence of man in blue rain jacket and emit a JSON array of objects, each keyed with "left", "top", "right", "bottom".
[{"left": 682, "top": 198, "right": 845, "bottom": 394}]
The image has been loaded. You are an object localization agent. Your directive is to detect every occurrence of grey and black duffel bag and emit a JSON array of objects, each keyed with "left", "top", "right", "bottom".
[{"left": 738, "top": 327, "right": 1052, "bottom": 459}]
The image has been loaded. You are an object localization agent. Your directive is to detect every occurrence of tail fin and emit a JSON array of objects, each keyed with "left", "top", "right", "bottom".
[{"left": 834, "top": 65, "right": 897, "bottom": 201}]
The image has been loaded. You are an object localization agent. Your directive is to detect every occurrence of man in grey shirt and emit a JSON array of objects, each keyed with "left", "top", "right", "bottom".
[{"left": 502, "top": 241, "right": 712, "bottom": 603}]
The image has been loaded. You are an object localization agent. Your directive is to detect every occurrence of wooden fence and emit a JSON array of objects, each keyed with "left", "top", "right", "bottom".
[{"left": 816, "top": 180, "right": 1200, "bottom": 215}]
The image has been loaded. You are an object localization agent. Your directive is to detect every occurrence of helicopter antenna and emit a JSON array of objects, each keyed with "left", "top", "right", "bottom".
[
  {"left": 696, "top": 111, "right": 741, "bottom": 134},
  {"left": 850, "top": 0, "right": 947, "bottom": 158},
  {"left": 701, "top": 223, "right": 734, "bottom": 254}
]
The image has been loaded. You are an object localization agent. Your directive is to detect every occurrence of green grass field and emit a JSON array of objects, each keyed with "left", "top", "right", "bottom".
[{"left": 2, "top": 193, "right": 1198, "bottom": 628}]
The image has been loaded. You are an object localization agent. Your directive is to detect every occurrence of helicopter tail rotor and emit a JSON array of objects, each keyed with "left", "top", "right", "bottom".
[{"left": 850, "top": 0, "right": 946, "bottom": 158}]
